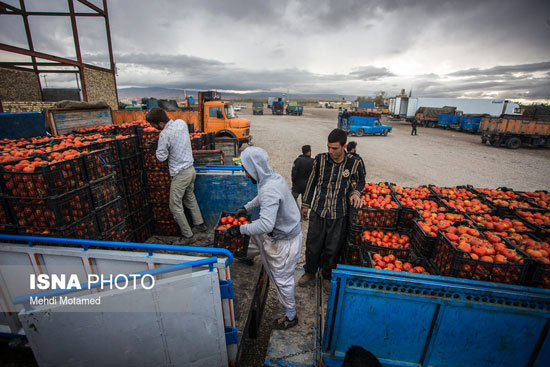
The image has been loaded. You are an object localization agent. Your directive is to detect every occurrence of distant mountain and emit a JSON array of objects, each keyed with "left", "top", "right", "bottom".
[{"left": 117, "top": 87, "right": 355, "bottom": 101}]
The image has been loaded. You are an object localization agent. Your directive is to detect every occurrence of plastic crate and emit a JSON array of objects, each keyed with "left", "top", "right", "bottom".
[
  {"left": 102, "top": 220, "right": 131, "bottom": 242},
  {"left": 0, "top": 155, "right": 87, "bottom": 198},
  {"left": 394, "top": 197, "right": 443, "bottom": 229},
  {"left": 147, "top": 184, "right": 170, "bottom": 204},
  {"left": 468, "top": 213, "right": 538, "bottom": 236},
  {"left": 530, "top": 262, "right": 550, "bottom": 289},
  {"left": 141, "top": 148, "right": 168, "bottom": 171},
  {"left": 89, "top": 174, "right": 118, "bottom": 209},
  {"left": 410, "top": 219, "right": 438, "bottom": 258},
  {"left": 8, "top": 185, "right": 93, "bottom": 229},
  {"left": 363, "top": 228, "right": 411, "bottom": 259},
  {"left": 137, "top": 128, "right": 159, "bottom": 148},
  {"left": 390, "top": 184, "right": 432, "bottom": 199},
  {"left": 482, "top": 197, "right": 542, "bottom": 217},
  {"left": 349, "top": 205, "right": 400, "bottom": 228},
  {"left": 0, "top": 196, "right": 13, "bottom": 229},
  {"left": 431, "top": 230, "right": 530, "bottom": 285},
  {"left": 115, "top": 178, "right": 126, "bottom": 197},
  {"left": 124, "top": 173, "right": 145, "bottom": 196},
  {"left": 440, "top": 197, "right": 494, "bottom": 214},
  {"left": 365, "top": 251, "right": 438, "bottom": 275},
  {"left": 515, "top": 209, "right": 550, "bottom": 231},
  {"left": 144, "top": 170, "right": 171, "bottom": 187},
  {"left": 84, "top": 138, "right": 119, "bottom": 161},
  {"left": 81, "top": 148, "right": 115, "bottom": 183},
  {"left": 118, "top": 154, "right": 142, "bottom": 178},
  {"left": 131, "top": 220, "right": 153, "bottom": 243},
  {"left": 95, "top": 197, "right": 127, "bottom": 233},
  {"left": 17, "top": 213, "right": 100, "bottom": 240},
  {"left": 153, "top": 221, "right": 180, "bottom": 236},
  {"left": 128, "top": 205, "right": 152, "bottom": 231},
  {"left": 214, "top": 211, "right": 251, "bottom": 258},
  {"left": 429, "top": 185, "right": 477, "bottom": 199},
  {"left": 348, "top": 224, "right": 363, "bottom": 246},
  {"left": 116, "top": 125, "right": 138, "bottom": 136},
  {"left": 125, "top": 189, "right": 148, "bottom": 213},
  {"left": 192, "top": 150, "right": 224, "bottom": 166},
  {"left": 114, "top": 135, "right": 139, "bottom": 159},
  {"left": 342, "top": 242, "right": 368, "bottom": 267},
  {"left": 470, "top": 186, "right": 521, "bottom": 199}
]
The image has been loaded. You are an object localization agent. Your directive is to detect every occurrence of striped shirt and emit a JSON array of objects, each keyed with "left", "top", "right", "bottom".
[
  {"left": 156, "top": 119, "right": 194, "bottom": 177},
  {"left": 302, "top": 153, "right": 366, "bottom": 219}
]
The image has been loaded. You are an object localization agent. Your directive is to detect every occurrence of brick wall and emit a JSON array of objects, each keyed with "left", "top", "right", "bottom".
[
  {"left": 2, "top": 101, "right": 55, "bottom": 113},
  {"left": 83, "top": 67, "right": 118, "bottom": 110},
  {"left": 0, "top": 68, "right": 42, "bottom": 101}
]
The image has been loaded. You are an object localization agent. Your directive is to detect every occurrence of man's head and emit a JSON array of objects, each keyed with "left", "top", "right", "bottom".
[
  {"left": 145, "top": 107, "right": 170, "bottom": 130},
  {"left": 327, "top": 128, "right": 347, "bottom": 162},
  {"left": 240, "top": 147, "right": 274, "bottom": 185},
  {"left": 342, "top": 346, "right": 381, "bottom": 367},
  {"left": 347, "top": 141, "right": 357, "bottom": 154},
  {"left": 302, "top": 145, "right": 311, "bottom": 156}
]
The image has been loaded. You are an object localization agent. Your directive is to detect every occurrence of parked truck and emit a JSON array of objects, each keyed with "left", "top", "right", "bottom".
[
  {"left": 415, "top": 106, "right": 457, "bottom": 127},
  {"left": 480, "top": 117, "right": 550, "bottom": 149},
  {"left": 271, "top": 100, "right": 284, "bottom": 115},
  {"left": 338, "top": 111, "right": 392, "bottom": 136},
  {"left": 286, "top": 101, "right": 303, "bottom": 115},
  {"left": 406, "top": 98, "right": 521, "bottom": 121},
  {"left": 252, "top": 101, "right": 263, "bottom": 115}
]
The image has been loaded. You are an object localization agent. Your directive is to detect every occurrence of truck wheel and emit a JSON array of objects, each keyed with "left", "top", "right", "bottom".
[
  {"left": 382, "top": 129, "right": 389, "bottom": 136},
  {"left": 506, "top": 137, "right": 522, "bottom": 149},
  {"left": 356, "top": 129, "right": 364, "bottom": 137}
]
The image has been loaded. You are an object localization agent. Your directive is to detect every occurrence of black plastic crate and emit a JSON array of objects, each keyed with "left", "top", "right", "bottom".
[
  {"left": 137, "top": 128, "right": 160, "bottom": 148},
  {"left": 428, "top": 185, "right": 477, "bottom": 199},
  {"left": 431, "top": 230, "right": 530, "bottom": 285},
  {"left": 0, "top": 196, "right": 13, "bottom": 229},
  {"left": 131, "top": 220, "right": 153, "bottom": 243},
  {"left": 147, "top": 184, "right": 170, "bottom": 204},
  {"left": 362, "top": 228, "right": 412, "bottom": 259},
  {"left": 84, "top": 138, "right": 119, "bottom": 161},
  {"left": 119, "top": 154, "right": 142, "bottom": 178},
  {"left": 410, "top": 219, "right": 438, "bottom": 258},
  {"left": 214, "top": 211, "right": 251, "bottom": 258},
  {"left": 126, "top": 189, "right": 148, "bottom": 213},
  {"left": 128, "top": 205, "right": 152, "bottom": 231},
  {"left": 153, "top": 221, "right": 180, "bottom": 236},
  {"left": 95, "top": 197, "right": 127, "bottom": 233},
  {"left": 481, "top": 197, "right": 542, "bottom": 217},
  {"left": 0, "top": 155, "right": 87, "bottom": 198},
  {"left": 394, "top": 197, "right": 443, "bottom": 229},
  {"left": 144, "top": 170, "right": 171, "bottom": 188},
  {"left": 141, "top": 148, "right": 169, "bottom": 171},
  {"left": 124, "top": 173, "right": 145, "bottom": 196},
  {"left": 116, "top": 124, "right": 138, "bottom": 136},
  {"left": 390, "top": 184, "right": 432, "bottom": 199},
  {"left": 439, "top": 197, "right": 494, "bottom": 215},
  {"left": 115, "top": 178, "right": 126, "bottom": 198},
  {"left": 81, "top": 148, "right": 115, "bottom": 183},
  {"left": 468, "top": 213, "right": 538, "bottom": 236},
  {"left": 366, "top": 251, "right": 439, "bottom": 275},
  {"left": 349, "top": 205, "right": 400, "bottom": 228},
  {"left": 90, "top": 174, "right": 119, "bottom": 209},
  {"left": 515, "top": 209, "right": 550, "bottom": 233},
  {"left": 102, "top": 220, "right": 131, "bottom": 242},
  {"left": 8, "top": 185, "right": 93, "bottom": 229},
  {"left": 114, "top": 135, "right": 139, "bottom": 159},
  {"left": 470, "top": 186, "right": 521, "bottom": 199},
  {"left": 341, "top": 242, "right": 368, "bottom": 267},
  {"left": 348, "top": 224, "right": 364, "bottom": 246},
  {"left": 17, "top": 213, "right": 100, "bottom": 239}
]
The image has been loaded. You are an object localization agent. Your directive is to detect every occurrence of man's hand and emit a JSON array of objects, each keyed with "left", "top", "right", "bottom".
[
  {"left": 350, "top": 193, "right": 363, "bottom": 209},
  {"left": 226, "top": 225, "right": 241, "bottom": 238},
  {"left": 235, "top": 207, "right": 247, "bottom": 218},
  {"left": 301, "top": 207, "right": 309, "bottom": 221}
]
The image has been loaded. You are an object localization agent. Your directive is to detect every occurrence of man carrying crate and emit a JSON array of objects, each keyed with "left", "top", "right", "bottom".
[{"left": 227, "top": 147, "right": 302, "bottom": 330}]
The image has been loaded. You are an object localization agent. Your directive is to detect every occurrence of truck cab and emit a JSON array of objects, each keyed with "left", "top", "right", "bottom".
[
  {"left": 339, "top": 113, "right": 392, "bottom": 136},
  {"left": 252, "top": 101, "right": 263, "bottom": 115},
  {"left": 198, "top": 91, "right": 251, "bottom": 146}
]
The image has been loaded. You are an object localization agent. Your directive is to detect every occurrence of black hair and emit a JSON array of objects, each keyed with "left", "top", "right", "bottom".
[
  {"left": 145, "top": 107, "right": 170, "bottom": 125},
  {"left": 347, "top": 141, "right": 357, "bottom": 151},
  {"left": 328, "top": 128, "right": 347, "bottom": 146},
  {"left": 302, "top": 145, "right": 311, "bottom": 155},
  {"left": 342, "top": 346, "right": 381, "bottom": 367}
]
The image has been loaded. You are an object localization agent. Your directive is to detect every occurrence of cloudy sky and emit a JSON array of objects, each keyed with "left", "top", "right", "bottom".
[{"left": 1, "top": 0, "right": 549, "bottom": 101}]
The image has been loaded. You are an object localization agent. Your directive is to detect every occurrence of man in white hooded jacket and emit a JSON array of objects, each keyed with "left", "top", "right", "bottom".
[{"left": 227, "top": 147, "right": 302, "bottom": 330}]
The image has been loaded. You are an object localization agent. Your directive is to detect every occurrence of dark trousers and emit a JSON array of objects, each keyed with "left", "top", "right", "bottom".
[
  {"left": 411, "top": 126, "right": 417, "bottom": 135},
  {"left": 304, "top": 211, "right": 347, "bottom": 279}
]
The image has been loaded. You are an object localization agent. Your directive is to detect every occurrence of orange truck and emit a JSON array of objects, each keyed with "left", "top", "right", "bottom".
[
  {"left": 113, "top": 91, "right": 252, "bottom": 147},
  {"left": 480, "top": 117, "right": 550, "bottom": 149}
]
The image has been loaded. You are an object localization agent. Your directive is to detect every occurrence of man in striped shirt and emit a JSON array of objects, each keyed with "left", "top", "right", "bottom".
[{"left": 298, "top": 129, "right": 366, "bottom": 291}]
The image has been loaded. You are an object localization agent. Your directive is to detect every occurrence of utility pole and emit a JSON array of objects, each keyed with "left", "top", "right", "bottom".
[{"left": 41, "top": 74, "right": 48, "bottom": 88}]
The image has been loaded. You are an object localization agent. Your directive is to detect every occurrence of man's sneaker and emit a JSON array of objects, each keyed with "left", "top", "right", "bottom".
[
  {"left": 273, "top": 315, "right": 299, "bottom": 330},
  {"left": 193, "top": 223, "right": 208, "bottom": 233},
  {"left": 298, "top": 272, "right": 315, "bottom": 287},
  {"left": 175, "top": 235, "right": 196, "bottom": 245}
]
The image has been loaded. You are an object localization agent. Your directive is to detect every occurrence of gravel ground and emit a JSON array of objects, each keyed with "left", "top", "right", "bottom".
[{"left": 237, "top": 106, "right": 550, "bottom": 366}]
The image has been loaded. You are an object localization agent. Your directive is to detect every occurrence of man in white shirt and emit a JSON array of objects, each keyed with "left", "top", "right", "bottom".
[{"left": 146, "top": 108, "right": 207, "bottom": 244}]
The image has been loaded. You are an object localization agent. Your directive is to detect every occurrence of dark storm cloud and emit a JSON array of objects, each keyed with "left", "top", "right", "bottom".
[
  {"left": 348, "top": 66, "right": 395, "bottom": 81},
  {"left": 448, "top": 62, "right": 550, "bottom": 77}
]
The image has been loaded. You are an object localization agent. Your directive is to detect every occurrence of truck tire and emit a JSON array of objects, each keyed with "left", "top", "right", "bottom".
[
  {"left": 356, "top": 129, "right": 364, "bottom": 137},
  {"left": 382, "top": 129, "right": 389, "bottom": 136},
  {"left": 506, "top": 137, "right": 522, "bottom": 149}
]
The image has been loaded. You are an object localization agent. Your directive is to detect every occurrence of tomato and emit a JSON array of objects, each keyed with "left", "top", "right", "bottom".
[{"left": 220, "top": 217, "right": 227, "bottom": 225}]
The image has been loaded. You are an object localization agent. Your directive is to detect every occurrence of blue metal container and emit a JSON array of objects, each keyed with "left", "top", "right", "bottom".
[
  {"left": 437, "top": 114, "right": 460, "bottom": 127},
  {"left": 460, "top": 115, "right": 483, "bottom": 132},
  {"left": 322, "top": 265, "right": 550, "bottom": 367},
  {"left": 358, "top": 101, "right": 375, "bottom": 109},
  {"left": 0, "top": 112, "right": 46, "bottom": 139}
]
